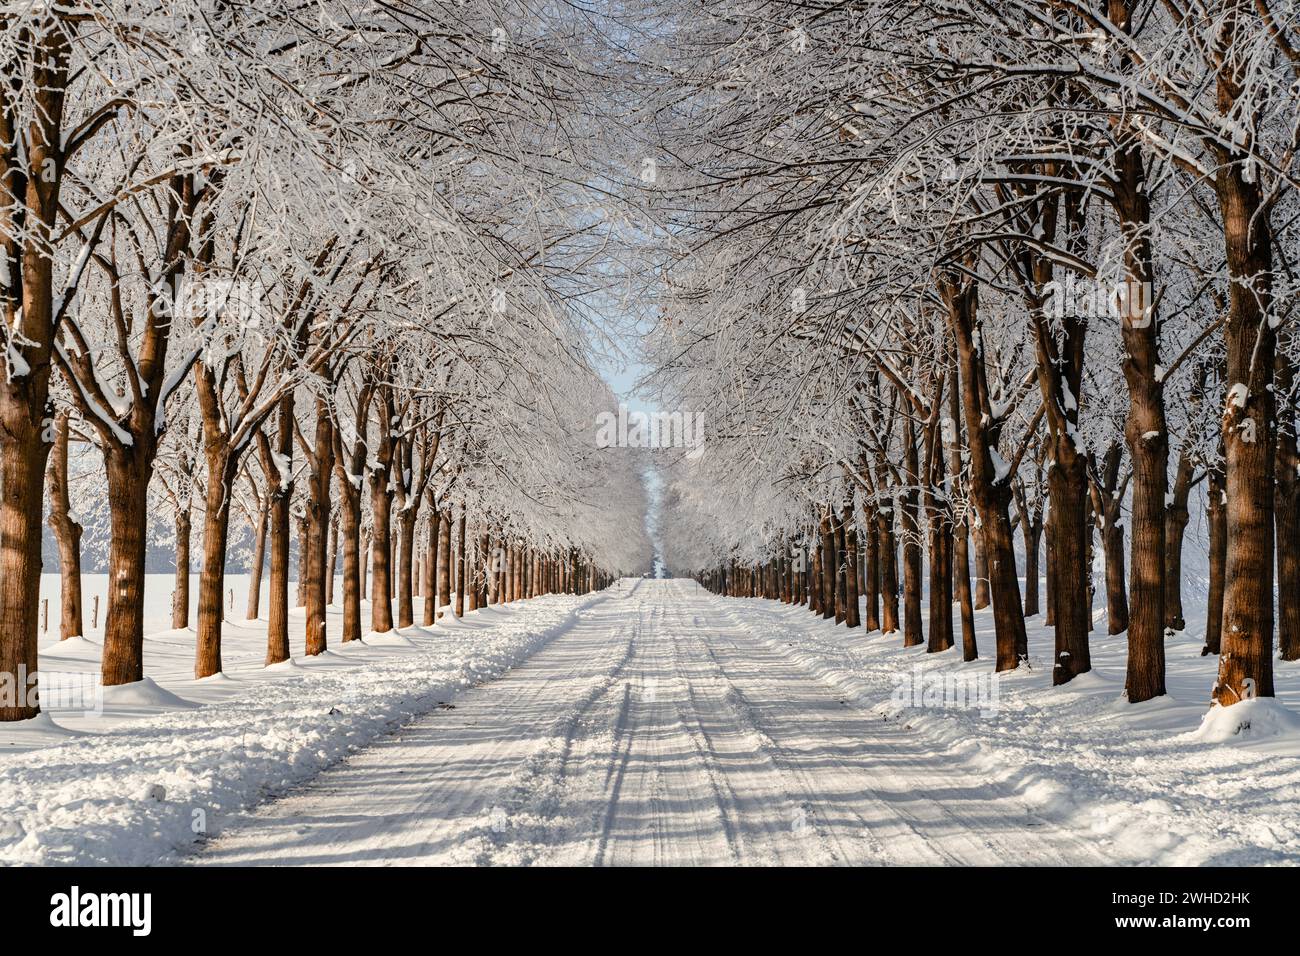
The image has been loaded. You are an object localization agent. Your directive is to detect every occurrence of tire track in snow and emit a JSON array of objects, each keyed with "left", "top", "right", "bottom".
[
  {"left": 197, "top": 582, "right": 641, "bottom": 865},
  {"left": 711, "top": 594, "right": 1113, "bottom": 865},
  {"left": 592, "top": 599, "right": 751, "bottom": 866},
  {"left": 429, "top": 589, "right": 645, "bottom": 865},
  {"left": 197, "top": 579, "right": 1115, "bottom": 866}
]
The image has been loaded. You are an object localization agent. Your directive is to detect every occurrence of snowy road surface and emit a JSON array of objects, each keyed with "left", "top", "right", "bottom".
[{"left": 200, "top": 579, "right": 1110, "bottom": 866}]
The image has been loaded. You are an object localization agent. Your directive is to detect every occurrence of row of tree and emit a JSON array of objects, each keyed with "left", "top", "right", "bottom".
[
  {"left": 637, "top": 0, "right": 1298, "bottom": 711},
  {"left": 2, "top": 2, "right": 648, "bottom": 720}
]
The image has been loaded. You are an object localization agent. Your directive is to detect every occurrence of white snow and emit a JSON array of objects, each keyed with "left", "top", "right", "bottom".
[
  {"left": 5, "top": 340, "right": 30, "bottom": 378},
  {"left": 8, "top": 576, "right": 1300, "bottom": 867},
  {"left": 0, "top": 573, "right": 593, "bottom": 865},
  {"left": 195, "top": 580, "right": 1300, "bottom": 867},
  {"left": 270, "top": 450, "right": 292, "bottom": 490},
  {"left": 989, "top": 448, "right": 1011, "bottom": 483},
  {"left": 1190, "top": 698, "right": 1300, "bottom": 744},
  {"left": 724, "top": 587, "right": 1300, "bottom": 866}
]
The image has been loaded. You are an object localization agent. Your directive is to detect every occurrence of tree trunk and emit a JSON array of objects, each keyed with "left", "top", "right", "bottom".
[
  {"left": 397, "top": 507, "right": 418, "bottom": 628},
  {"left": 264, "top": 395, "right": 293, "bottom": 662},
  {"left": 1212, "top": 65, "right": 1279, "bottom": 706},
  {"left": 1114, "top": 133, "right": 1168, "bottom": 703},
  {"left": 842, "top": 504, "right": 860, "bottom": 627},
  {"left": 1204, "top": 458, "right": 1227, "bottom": 656},
  {"left": 391, "top": 522, "right": 398, "bottom": 587},
  {"left": 778, "top": 543, "right": 790, "bottom": 604},
  {"left": 245, "top": 494, "right": 268, "bottom": 621},
  {"left": 423, "top": 508, "right": 440, "bottom": 626},
  {"left": 326, "top": 516, "right": 338, "bottom": 606},
  {"left": 833, "top": 512, "right": 847, "bottom": 623},
  {"left": 1022, "top": 514, "right": 1041, "bottom": 618},
  {"left": 863, "top": 507, "right": 880, "bottom": 630},
  {"left": 173, "top": 503, "right": 191, "bottom": 630},
  {"left": 490, "top": 535, "right": 501, "bottom": 604},
  {"left": 1091, "top": 442, "right": 1130, "bottom": 636},
  {"left": 0, "top": 419, "right": 47, "bottom": 717},
  {"left": 336, "top": 478, "right": 363, "bottom": 644},
  {"left": 466, "top": 533, "right": 478, "bottom": 612},
  {"left": 946, "top": 367, "right": 978, "bottom": 660},
  {"left": 437, "top": 509, "right": 452, "bottom": 618},
  {"left": 304, "top": 403, "right": 332, "bottom": 655},
  {"left": 878, "top": 505, "right": 900, "bottom": 633},
  {"left": 985, "top": 514, "right": 1028, "bottom": 669},
  {"left": 1122, "top": 388, "right": 1168, "bottom": 702},
  {"left": 901, "top": 420, "right": 923, "bottom": 646},
  {"left": 0, "top": 24, "right": 70, "bottom": 719},
  {"left": 194, "top": 451, "right": 236, "bottom": 679},
  {"left": 1085, "top": 491, "right": 1097, "bottom": 629},
  {"left": 1048, "top": 460, "right": 1091, "bottom": 683},
  {"left": 1275, "top": 346, "right": 1300, "bottom": 660},
  {"left": 953, "top": 520, "right": 977, "bottom": 661},
  {"left": 1044, "top": 510, "right": 1056, "bottom": 627},
  {"left": 295, "top": 513, "right": 308, "bottom": 608},
  {"left": 944, "top": 273, "right": 1027, "bottom": 670},
  {"left": 973, "top": 532, "right": 991, "bottom": 610},
  {"left": 100, "top": 446, "right": 153, "bottom": 686},
  {"left": 1163, "top": 450, "right": 1193, "bottom": 633},
  {"left": 926, "top": 494, "right": 953, "bottom": 653},
  {"left": 455, "top": 508, "right": 467, "bottom": 617},
  {"left": 819, "top": 511, "right": 836, "bottom": 620},
  {"left": 1025, "top": 182, "right": 1092, "bottom": 682},
  {"left": 925, "top": 419, "right": 953, "bottom": 652},
  {"left": 369, "top": 478, "right": 395, "bottom": 634},
  {"left": 809, "top": 533, "right": 822, "bottom": 614},
  {"left": 360, "top": 529, "right": 370, "bottom": 596},
  {"left": 45, "top": 412, "right": 84, "bottom": 640},
  {"left": 1102, "top": 509, "right": 1129, "bottom": 636}
]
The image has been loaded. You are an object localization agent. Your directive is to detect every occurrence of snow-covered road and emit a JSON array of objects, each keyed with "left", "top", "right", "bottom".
[{"left": 199, "top": 578, "right": 1110, "bottom": 866}]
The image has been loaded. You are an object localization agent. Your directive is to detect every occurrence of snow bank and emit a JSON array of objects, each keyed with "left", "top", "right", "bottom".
[
  {"left": 101, "top": 677, "right": 200, "bottom": 710},
  {"left": 1190, "top": 698, "right": 1300, "bottom": 744},
  {"left": 0, "top": 593, "right": 593, "bottom": 866}
]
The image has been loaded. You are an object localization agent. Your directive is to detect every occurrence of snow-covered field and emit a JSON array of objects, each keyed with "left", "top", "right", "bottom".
[
  {"left": 0, "top": 573, "right": 598, "bottom": 865},
  {"left": 5, "top": 575, "right": 1299, "bottom": 866}
]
